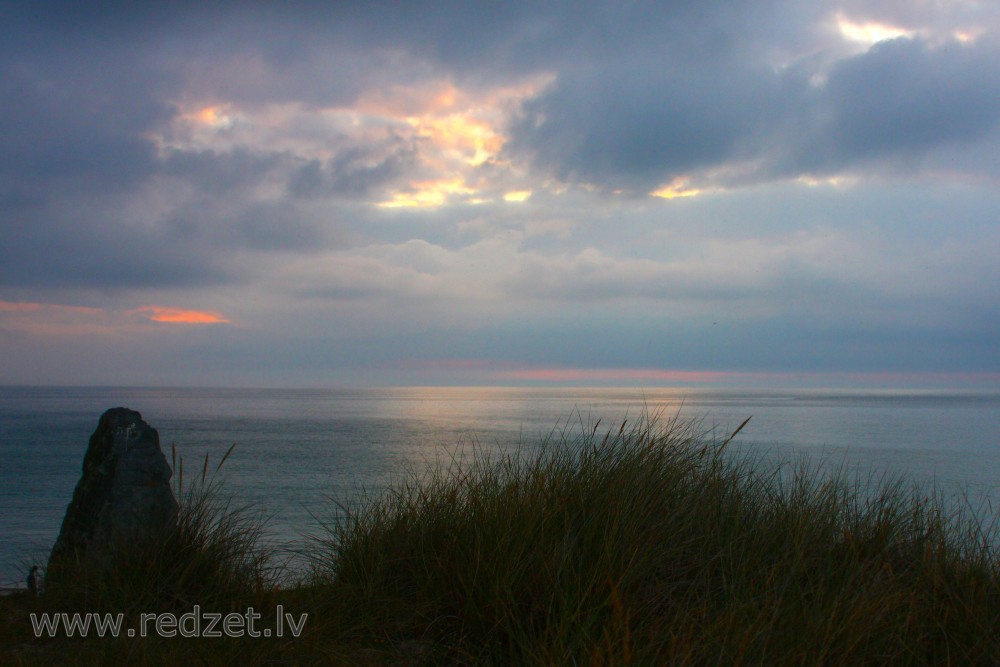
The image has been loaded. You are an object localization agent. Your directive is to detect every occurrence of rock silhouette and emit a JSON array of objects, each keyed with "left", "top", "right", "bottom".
[{"left": 48, "top": 408, "right": 177, "bottom": 573}]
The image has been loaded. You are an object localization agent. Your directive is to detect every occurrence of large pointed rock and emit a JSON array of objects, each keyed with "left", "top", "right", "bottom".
[{"left": 49, "top": 408, "right": 178, "bottom": 572}]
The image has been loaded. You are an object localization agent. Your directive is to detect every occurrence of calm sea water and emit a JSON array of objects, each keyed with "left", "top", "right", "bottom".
[{"left": 1, "top": 386, "right": 998, "bottom": 587}]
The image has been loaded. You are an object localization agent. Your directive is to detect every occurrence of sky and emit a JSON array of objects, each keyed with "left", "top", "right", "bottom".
[{"left": 1, "top": 1, "right": 999, "bottom": 389}]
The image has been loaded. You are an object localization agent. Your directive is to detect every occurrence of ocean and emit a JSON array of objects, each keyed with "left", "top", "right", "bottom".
[{"left": 2, "top": 385, "right": 999, "bottom": 587}]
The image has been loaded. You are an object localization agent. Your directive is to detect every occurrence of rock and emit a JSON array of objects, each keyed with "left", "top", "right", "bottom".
[{"left": 48, "top": 408, "right": 178, "bottom": 572}]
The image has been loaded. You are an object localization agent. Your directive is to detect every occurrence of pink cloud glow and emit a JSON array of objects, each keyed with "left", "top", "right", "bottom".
[
  {"left": 491, "top": 367, "right": 739, "bottom": 384},
  {"left": 400, "top": 359, "right": 1000, "bottom": 389},
  {"left": 129, "top": 306, "right": 230, "bottom": 324}
]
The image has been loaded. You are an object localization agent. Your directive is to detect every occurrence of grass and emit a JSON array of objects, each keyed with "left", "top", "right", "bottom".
[{"left": 3, "top": 412, "right": 1000, "bottom": 665}]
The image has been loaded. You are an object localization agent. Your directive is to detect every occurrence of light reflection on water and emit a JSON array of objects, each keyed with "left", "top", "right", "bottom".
[{"left": 1, "top": 386, "right": 998, "bottom": 585}]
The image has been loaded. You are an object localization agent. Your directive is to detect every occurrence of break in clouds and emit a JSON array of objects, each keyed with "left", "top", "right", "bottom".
[{"left": 1, "top": 0, "right": 998, "bottom": 386}]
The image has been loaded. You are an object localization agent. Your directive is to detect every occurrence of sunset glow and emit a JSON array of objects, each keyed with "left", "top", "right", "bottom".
[
  {"left": 836, "top": 13, "right": 914, "bottom": 44},
  {"left": 408, "top": 113, "right": 503, "bottom": 167},
  {"left": 503, "top": 190, "right": 532, "bottom": 202},
  {"left": 130, "top": 307, "right": 230, "bottom": 324},
  {"left": 491, "top": 367, "right": 746, "bottom": 384},
  {"left": 201, "top": 106, "right": 236, "bottom": 128},
  {"left": 377, "top": 178, "right": 478, "bottom": 208},
  {"left": 650, "top": 178, "right": 702, "bottom": 200}
]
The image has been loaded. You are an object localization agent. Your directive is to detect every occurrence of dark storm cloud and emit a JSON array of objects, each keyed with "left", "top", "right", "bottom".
[
  {"left": 507, "top": 61, "right": 784, "bottom": 191},
  {"left": 790, "top": 37, "right": 1000, "bottom": 173},
  {"left": 0, "top": 38, "right": 170, "bottom": 198},
  {"left": 334, "top": 0, "right": 767, "bottom": 79},
  {"left": 2, "top": 1, "right": 184, "bottom": 287},
  {"left": 0, "top": 203, "right": 231, "bottom": 291},
  {"left": 0, "top": 143, "right": 359, "bottom": 289},
  {"left": 505, "top": 33, "right": 1000, "bottom": 190}
]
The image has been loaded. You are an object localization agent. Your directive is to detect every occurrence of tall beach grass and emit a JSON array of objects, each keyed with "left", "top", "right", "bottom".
[
  {"left": 311, "top": 412, "right": 1000, "bottom": 665},
  {"left": 4, "top": 412, "right": 1000, "bottom": 665}
]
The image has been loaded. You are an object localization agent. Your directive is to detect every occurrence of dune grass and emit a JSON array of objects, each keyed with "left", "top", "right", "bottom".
[
  {"left": 311, "top": 413, "right": 1000, "bottom": 665},
  {"left": 3, "top": 413, "right": 1000, "bottom": 665}
]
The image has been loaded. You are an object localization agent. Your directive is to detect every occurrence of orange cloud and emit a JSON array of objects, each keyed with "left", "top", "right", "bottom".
[
  {"left": 0, "top": 300, "right": 231, "bottom": 337},
  {"left": 130, "top": 306, "right": 230, "bottom": 324},
  {"left": 361, "top": 76, "right": 552, "bottom": 206},
  {"left": 188, "top": 105, "right": 236, "bottom": 129}
]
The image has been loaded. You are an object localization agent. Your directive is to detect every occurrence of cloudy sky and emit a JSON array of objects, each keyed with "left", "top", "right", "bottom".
[{"left": 1, "top": 1, "right": 998, "bottom": 388}]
